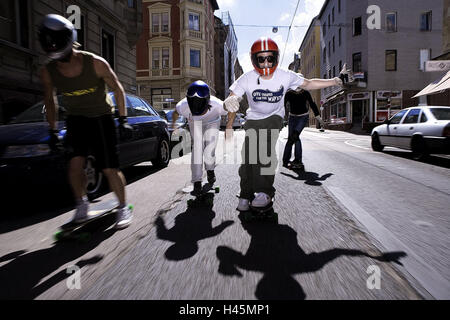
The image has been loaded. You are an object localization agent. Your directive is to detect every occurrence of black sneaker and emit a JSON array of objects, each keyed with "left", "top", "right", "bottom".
[
  {"left": 290, "top": 160, "right": 304, "bottom": 171},
  {"left": 283, "top": 161, "right": 292, "bottom": 169},
  {"left": 207, "top": 170, "right": 216, "bottom": 185}
]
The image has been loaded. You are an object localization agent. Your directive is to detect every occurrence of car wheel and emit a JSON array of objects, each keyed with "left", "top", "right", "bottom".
[
  {"left": 411, "top": 136, "right": 429, "bottom": 161},
  {"left": 152, "top": 137, "right": 170, "bottom": 168},
  {"left": 371, "top": 133, "right": 384, "bottom": 152},
  {"left": 85, "top": 155, "right": 103, "bottom": 198}
]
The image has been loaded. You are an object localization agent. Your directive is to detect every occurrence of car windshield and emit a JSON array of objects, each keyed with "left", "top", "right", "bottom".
[
  {"left": 429, "top": 108, "right": 450, "bottom": 120},
  {"left": 9, "top": 97, "right": 66, "bottom": 124}
]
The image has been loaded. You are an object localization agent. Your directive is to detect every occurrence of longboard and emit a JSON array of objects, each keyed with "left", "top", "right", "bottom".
[
  {"left": 54, "top": 200, "right": 133, "bottom": 242},
  {"left": 182, "top": 181, "right": 220, "bottom": 207}
]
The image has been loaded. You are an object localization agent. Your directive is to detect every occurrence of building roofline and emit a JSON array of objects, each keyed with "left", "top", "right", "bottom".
[
  {"left": 317, "top": 0, "right": 331, "bottom": 19},
  {"left": 299, "top": 16, "right": 318, "bottom": 51},
  {"left": 210, "top": 0, "right": 219, "bottom": 10}
]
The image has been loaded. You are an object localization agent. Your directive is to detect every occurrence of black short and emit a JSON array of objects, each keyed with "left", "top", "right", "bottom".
[{"left": 65, "top": 114, "right": 119, "bottom": 169}]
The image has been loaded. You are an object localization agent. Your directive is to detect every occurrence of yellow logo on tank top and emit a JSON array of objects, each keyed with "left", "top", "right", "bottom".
[{"left": 63, "top": 86, "right": 98, "bottom": 97}]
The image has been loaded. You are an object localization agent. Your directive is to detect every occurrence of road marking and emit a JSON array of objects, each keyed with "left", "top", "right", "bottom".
[
  {"left": 324, "top": 185, "right": 450, "bottom": 300},
  {"left": 344, "top": 140, "right": 372, "bottom": 150}
]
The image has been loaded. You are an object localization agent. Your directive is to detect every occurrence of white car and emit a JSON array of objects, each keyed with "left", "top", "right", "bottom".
[{"left": 371, "top": 106, "right": 450, "bottom": 160}]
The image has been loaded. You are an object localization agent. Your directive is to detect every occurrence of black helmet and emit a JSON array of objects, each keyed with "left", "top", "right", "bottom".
[
  {"left": 38, "top": 14, "right": 77, "bottom": 60},
  {"left": 186, "top": 80, "right": 210, "bottom": 116}
]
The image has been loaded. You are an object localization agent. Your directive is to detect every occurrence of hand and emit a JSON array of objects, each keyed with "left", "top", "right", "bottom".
[
  {"left": 118, "top": 116, "right": 133, "bottom": 139},
  {"left": 315, "top": 115, "right": 325, "bottom": 128},
  {"left": 48, "top": 129, "right": 63, "bottom": 152},
  {"left": 224, "top": 95, "right": 240, "bottom": 113},
  {"left": 334, "top": 77, "right": 343, "bottom": 87}
]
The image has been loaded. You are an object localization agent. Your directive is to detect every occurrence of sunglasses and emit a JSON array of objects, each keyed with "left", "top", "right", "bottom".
[{"left": 257, "top": 55, "right": 276, "bottom": 64}]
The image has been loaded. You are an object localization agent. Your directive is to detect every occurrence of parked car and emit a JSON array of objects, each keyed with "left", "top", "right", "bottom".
[
  {"left": 220, "top": 112, "right": 246, "bottom": 129},
  {"left": 371, "top": 106, "right": 450, "bottom": 159},
  {"left": 158, "top": 109, "right": 190, "bottom": 157},
  {"left": 0, "top": 92, "right": 171, "bottom": 197}
]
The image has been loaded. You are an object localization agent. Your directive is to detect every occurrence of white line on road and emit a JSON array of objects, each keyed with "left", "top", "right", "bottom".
[
  {"left": 324, "top": 185, "right": 450, "bottom": 300},
  {"left": 344, "top": 140, "right": 372, "bottom": 150}
]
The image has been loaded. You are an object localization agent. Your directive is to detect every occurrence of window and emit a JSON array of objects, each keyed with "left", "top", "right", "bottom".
[
  {"left": 162, "top": 48, "right": 169, "bottom": 69},
  {"left": 127, "top": 0, "right": 135, "bottom": 8},
  {"left": 389, "top": 110, "right": 407, "bottom": 124},
  {"left": 338, "top": 0, "right": 341, "bottom": 13},
  {"left": 323, "top": 48, "right": 326, "bottom": 63},
  {"left": 101, "top": 29, "right": 115, "bottom": 69},
  {"left": 152, "top": 12, "right": 169, "bottom": 33},
  {"left": 189, "top": 13, "right": 200, "bottom": 31},
  {"left": 332, "top": 36, "right": 335, "bottom": 52},
  {"left": 419, "top": 49, "right": 430, "bottom": 71},
  {"left": 339, "top": 60, "right": 342, "bottom": 72},
  {"left": 338, "top": 28, "right": 341, "bottom": 46},
  {"left": 328, "top": 41, "right": 331, "bottom": 56},
  {"left": 420, "top": 11, "right": 432, "bottom": 31},
  {"left": 333, "top": 66, "right": 336, "bottom": 77},
  {"left": 353, "top": 17, "right": 362, "bottom": 36},
  {"left": 328, "top": 14, "right": 330, "bottom": 28},
  {"left": 386, "top": 12, "right": 397, "bottom": 32},
  {"left": 328, "top": 70, "right": 332, "bottom": 78},
  {"left": 403, "top": 109, "right": 420, "bottom": 124},
  {"left": 0, "top": 0, "right": 29, "bottom": 48},
  {"left": 420, "top": 111, "right": 428, "bottom": 123},
  {"left": 152, "top": 48, "right": 160, "bottom": 69},
  {"left": 323, "top": 22, "right": 326, "bottom": 36},
  {"left": 323, "top": 73, "right": 327, "bottom": 79},
  {"left": 152, "top": 88, "right": 173, "bottom": 109},
  {"left": 352, "top": 52, "right": 362, "bottom": 72},
  {"left": 77, "top": 15, "right": 86, "bottom": 49},
  {"left": 332, "top": 8, "right": 335, "bottom": 23},
  {"left": 385, "top": 50, "right": 397, "bottom": 71},
  {"left": 190, "top": 49, "right": 201, "bottom": 67},
  {"left": 128, "top": 96, "right": 153, "bottom": 116}
]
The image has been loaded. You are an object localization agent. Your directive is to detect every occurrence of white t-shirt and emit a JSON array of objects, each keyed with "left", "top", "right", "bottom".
[
  {"left": 229, "top": 68, "right": 304, "bottom": 120},
  {"left": 176, "top": 95, "right": 227, "bottom": 126}
]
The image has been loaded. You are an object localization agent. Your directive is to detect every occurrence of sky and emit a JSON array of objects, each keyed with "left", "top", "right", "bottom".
[{"left": 215, "top": 0, "right": 326, "bottom": 73}]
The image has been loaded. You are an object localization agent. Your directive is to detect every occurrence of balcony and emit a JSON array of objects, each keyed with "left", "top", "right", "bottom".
[
  {"left": 151, "top": 68, "right": 171, "bottom": 77},
  {"left": 184, "top": 29, "right": 203, "bottom": 40}
]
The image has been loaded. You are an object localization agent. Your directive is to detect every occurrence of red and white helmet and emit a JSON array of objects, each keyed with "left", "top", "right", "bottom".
[{"left": 250, "top": 37, "right": 279, "bottom": 76}]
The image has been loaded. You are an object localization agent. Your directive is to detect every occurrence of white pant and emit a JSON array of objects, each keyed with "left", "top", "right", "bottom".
[{"left": 190, "top": 120, "right": 220, "bottom": 183}]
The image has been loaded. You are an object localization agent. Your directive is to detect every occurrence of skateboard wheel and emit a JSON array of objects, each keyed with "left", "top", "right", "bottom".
[
  {"left": 214, "top": 187, "right": 220, "bottom": 193},
  {"left": 77, "top": 233, "right": 91, "bottom": 243},
  {"left": 128, "top": 204, "right": 134, "bottom": 210},
  {"left": 54, "top": 231, "right": 63, "bottom": 241}
]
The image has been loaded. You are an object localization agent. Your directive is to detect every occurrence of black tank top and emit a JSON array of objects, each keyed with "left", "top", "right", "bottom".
[{"left": 284, "top": 89, "right": 320, "bottom": 117}]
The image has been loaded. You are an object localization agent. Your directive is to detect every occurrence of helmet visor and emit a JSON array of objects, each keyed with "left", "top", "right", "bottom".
[
  {"left": 187, "top": 84, "right": 210, "bottom": 99},
  {"left": 187, "top": 96, "right": 209, "bottom": 116}
]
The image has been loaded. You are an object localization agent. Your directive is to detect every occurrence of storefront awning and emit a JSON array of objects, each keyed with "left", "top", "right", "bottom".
[{"left": 413, "top": 69, "right": 450, "bottom": 98}]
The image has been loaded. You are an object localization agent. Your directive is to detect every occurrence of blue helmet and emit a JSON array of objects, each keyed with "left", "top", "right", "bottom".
[{"left": 186, "top": 80, "right": 210, "bottom": 116}]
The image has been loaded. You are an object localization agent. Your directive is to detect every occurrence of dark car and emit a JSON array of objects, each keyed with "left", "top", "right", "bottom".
[
  {"left": 0, "top": 92, "right": 171, "bottom": 197},
  {"left": 158, "top": 109, "right": 190, "bottom": 156}
]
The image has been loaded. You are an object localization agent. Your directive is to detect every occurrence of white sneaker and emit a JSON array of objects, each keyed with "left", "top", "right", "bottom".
[
  {"left": 72, "top": 200, "right": 89, "bottom": 223},
  {"left": 237, "top": 198, "right": 250, "bottom": 211},
  {"left": 251, "top": 192, "right": 272, "bottom": 208},
  {"left": 115, "top": 205, "right": 133, "bottom": 229}
]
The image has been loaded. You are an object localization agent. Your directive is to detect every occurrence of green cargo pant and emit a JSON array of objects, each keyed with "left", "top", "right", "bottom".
[{"left": 239, "top": 115, "right": 283, "bottom": 200}]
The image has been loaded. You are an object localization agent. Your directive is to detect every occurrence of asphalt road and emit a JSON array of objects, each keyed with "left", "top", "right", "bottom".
[{"left": 0, "top": 127, "right": 448, "bottom": 300}]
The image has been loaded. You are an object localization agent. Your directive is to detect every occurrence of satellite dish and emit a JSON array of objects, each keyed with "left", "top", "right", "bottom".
[{"left": 272, "top": 27, "right": 278, "bottom": 33}]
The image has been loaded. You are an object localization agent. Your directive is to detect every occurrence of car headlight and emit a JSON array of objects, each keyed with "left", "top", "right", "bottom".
[{"left": 2, "top": 144, "right": 52, "bottom": 159}]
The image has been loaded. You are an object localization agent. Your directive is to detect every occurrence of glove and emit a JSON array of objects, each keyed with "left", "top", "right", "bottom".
[
  {"left": 337, "top": 63, "right": 353, "bottom": 86},
  {"left": 224, "top": 95, "right": 240, "bottom": 113},
  {"left": 118, "top": 116, "right": 133, "bottom": 139},
  {"left": 48, "top": 129, "right": 63, "bottom": 152},
  {"left": 315, "top": 115, "right": 325, "bottom": 128}
]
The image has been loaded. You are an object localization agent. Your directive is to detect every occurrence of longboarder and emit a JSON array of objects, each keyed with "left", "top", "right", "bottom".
[
  {"left": 38, "top": 14, "right": 133, "bottom": 229},
  {"left": 223, "top": 37, "right": 350, "bottom": 214},
  {"left": 172, "top": 81, "right": 235, "bottom": 196}
]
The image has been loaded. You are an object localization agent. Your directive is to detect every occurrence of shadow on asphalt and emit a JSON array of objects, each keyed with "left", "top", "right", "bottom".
[
  {"left": 0, "top": 215, "right": 117, "bottom": 299},
  {"left": 280, "top": 169, "right": 334, "bottom": 186},
  {"left": 382, "top": 151, "right": 450, "bottom": 169},
  {"left": 155, "top": 193, "right": 234, "bottom": 261},
  {"left": 216, "top": 214, "right": 407, "bottom": 300},
  {"left": 0, "top": 163, "right": 163, "bottom": 234}
]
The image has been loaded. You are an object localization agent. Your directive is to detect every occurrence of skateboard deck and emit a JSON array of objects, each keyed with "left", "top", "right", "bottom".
[
  {"left": 183, "top": 181, "right": 220, "bottom": 207},
  {"left": 241, "top": 207, "right": 278, "bottom": 223},
  {"left": 54, "top": 200, "right": 133, "bottom": 242}
]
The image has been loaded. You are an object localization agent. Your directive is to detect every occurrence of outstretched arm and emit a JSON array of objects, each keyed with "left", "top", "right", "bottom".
[
  {"left": 300, "top": 77, "right": 342, "bottom": 91},
  {"left": 40, "top": 67, "right": 57, "bottom": 129}
]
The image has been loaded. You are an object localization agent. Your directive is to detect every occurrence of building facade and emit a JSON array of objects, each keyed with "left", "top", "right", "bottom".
[
  {"left": 0, "top": 0, "right": 142, "bottom": 124},
  {"left": 214, "top": 11, "right": 238, "bottom": 101},
  {"left": 136, "top": 0, "right": 219, "bottom": 110},
  {"left": 318, "top": 0, "right": 444, "bottom": 131},
  {"left": 297, "top": 17, "right": 322, "bottom": 127}
]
